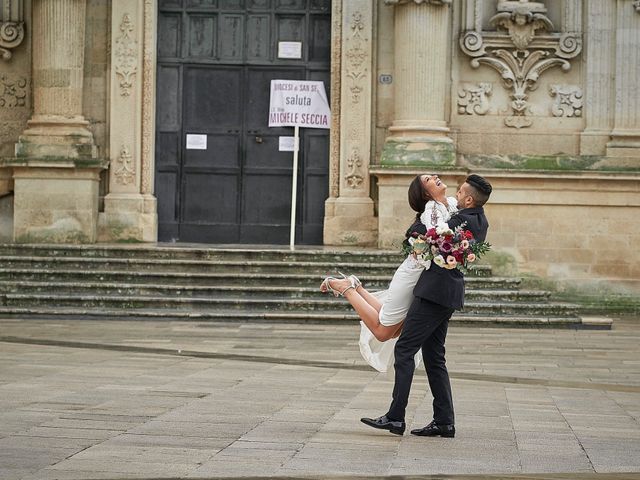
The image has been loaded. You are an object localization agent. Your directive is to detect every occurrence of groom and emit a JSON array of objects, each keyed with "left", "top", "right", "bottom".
[{"left": 362, "top": 173, "right": 491, "bottom": 437}]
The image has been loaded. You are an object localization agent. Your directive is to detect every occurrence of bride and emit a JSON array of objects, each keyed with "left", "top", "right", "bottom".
[{"left": 320, "top": 174, "right": 457, "bottom": 372}]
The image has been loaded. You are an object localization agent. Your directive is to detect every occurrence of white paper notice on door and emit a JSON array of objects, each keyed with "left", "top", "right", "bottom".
[
  {"left": 278, "top": 41, "right": 302, "bottom": 59},
  {"left": 279, "top": 136, "right": 298, "bottom": 152},
  {"left": 186, "top": 134, "right": 207, "bottom": 150}
]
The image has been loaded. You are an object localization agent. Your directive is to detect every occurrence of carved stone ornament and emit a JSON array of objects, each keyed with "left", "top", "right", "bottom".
[
  {"left": 634, "top": 0, "right": 640, "bottom": 13},
  {"left": 115, "top": 145, "right": 136, "bottom": 185},
  {"left": 0, "top": 0, "right": 25, "bottom": 61},
  {"left": 115, "top": 14, "right": 138, "bottom": 96},
  {"left": 141, "top": 0, "right": 155, "bottom": 195},
  {"left": 458, "top": 83, "right": 492, "bottom": 115},
  {"left": 384, "top": 0, "right": 452, "bottom": 5},
  {"left": 549, "top": 84, "right": 582, "bottom": 118},
  {"left": 0, "top": 74, "right": 27, "bottom": 107},
  {"left": 460, "top": 0, "right": 582, "bottom": 128},
  {"left": 345, "top": 148, "right": 364, "bottom": 188},
  {"left": 345, "top": 12, "right": 368, "bottom": 104}
]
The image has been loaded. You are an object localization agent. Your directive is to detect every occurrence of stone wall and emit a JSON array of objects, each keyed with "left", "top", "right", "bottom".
[
  {"left": 373, "top": 170, "right": 640, "bottom": 291},
  {"left": 369, "top": 0, "right": 640, "bottom": 288}
]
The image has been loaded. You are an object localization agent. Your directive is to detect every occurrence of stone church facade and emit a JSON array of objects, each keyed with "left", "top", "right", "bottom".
[{"left": 0, "top": 0, "right": 639, "bottom": 289}]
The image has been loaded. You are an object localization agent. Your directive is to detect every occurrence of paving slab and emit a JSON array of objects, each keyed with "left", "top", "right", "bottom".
[{"left": 1, "top": 317, "right": 640, "bottom": 479}]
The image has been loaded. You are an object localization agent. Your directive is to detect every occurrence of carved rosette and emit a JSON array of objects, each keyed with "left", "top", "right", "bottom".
[
  {"left": 115, "top": 145, "right": 136, "bottom": 185},
  {"left": 345, "top": 149, "right": 364, "bottom": 188},
  {"left": 0, "top": 74, "right": 27, "bottom": 107},
  {"left": 549, "top": 84, "right": 583, "bottom": 118},
  {"left": 459, "top": 2, "right": 582, "bottom": 128},
  {"left": 458, "top": 83, "right": 492, "bottom": 115},
  {"left": 115, "top": 14, "right": 138, "bottom": 97}
]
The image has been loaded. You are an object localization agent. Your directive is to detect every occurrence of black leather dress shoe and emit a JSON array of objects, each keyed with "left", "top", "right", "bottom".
[
  {"left": 411, "top": 420, "right": 455, "bottom": 437},
  {"left": 361, "top": 415, "right": 405, "bottom": 435}
]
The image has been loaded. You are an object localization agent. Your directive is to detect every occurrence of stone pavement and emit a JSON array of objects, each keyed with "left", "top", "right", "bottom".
[{"left": 0, "top": 317, "right": 639, "bottom": 480}]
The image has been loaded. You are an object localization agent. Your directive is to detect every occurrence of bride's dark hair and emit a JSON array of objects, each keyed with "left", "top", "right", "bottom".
[{"left": 407, "top": 175, "right": 432, "bottom": 220}]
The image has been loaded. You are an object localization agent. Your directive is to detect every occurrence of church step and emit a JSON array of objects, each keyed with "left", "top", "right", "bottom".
[
  {"left": 0, "top": 306, "right": 603, "bottom": 329},
  {"left": 0, "top": 269, "right": 519, "bottom": 289},
  {"left": 0, "top": 281, "right": 546, "bottom": 302},
  {"left": 0, "top": 255, "right": 493, "bottom": 276},
  {"left": 1, "top": 293, "right": 577, "bottom": 316},
  {"left": 0, "top": 256, "right": 492, "bottom": 276},
  {"left": 0, "top": 244, "right": 412, "bottom": 264}
]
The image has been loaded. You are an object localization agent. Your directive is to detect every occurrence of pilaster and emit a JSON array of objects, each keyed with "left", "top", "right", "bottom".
[
  {"left": 380, "top": 0, "right": 454, "bottom": 167},
  {"left": 323, "top": 0, "right": 377, "bottom": 246},
  {"left": 580, "top": 0, "right": 616, "bottom": 155},
  {"left": 98, "top": 0, "right": 158, "bottom": 242},
  {"left": 606, "top": 1, "right": 640, "bottom": 159}
]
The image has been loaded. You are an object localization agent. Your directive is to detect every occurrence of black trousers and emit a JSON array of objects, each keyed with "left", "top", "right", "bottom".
[{"left": 386, "top": 296, "right": 456, "bottom": 424}]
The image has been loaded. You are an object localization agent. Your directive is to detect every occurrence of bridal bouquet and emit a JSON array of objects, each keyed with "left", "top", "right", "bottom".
[{"left": 402, "top": 223, "right": 491, "bottom": 273}]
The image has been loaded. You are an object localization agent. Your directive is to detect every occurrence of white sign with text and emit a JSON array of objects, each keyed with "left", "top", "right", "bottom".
[{"left": 268, "top": 80, "right": 331, "bottom": 129}]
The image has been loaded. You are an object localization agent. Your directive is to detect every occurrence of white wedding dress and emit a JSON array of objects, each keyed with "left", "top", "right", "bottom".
[{"left": 359, "top": 197, "right": 458, "bottom": 373}]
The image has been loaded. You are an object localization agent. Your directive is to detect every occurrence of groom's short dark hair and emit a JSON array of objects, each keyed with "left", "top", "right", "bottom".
[{"left": 466, "top": 174, "right": 492, "bottom": 207}]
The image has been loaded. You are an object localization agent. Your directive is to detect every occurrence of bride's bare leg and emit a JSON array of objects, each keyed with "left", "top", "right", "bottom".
[
  {"left": 353, "top": 284, "right": 383, "bottom": 313},
  {"left": 327, "top": 278, "right": 399, "bottom": 342}
]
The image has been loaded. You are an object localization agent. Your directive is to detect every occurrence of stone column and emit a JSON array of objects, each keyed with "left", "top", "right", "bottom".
[
  {"left": 580, "top": 0, "right": 616, "bottom": 155},
  {"left": 9, "top": 0, "right": 105, "bottom": 243},
  {"left": 606, "top": 1, "right": 640, "bottom": 160},
  {"left": 323, "top": 0, "right": 377, "bottom": 246},
  {"left": 16, "top": 0, "right": 96, "bottom": 159},
  {"left": 98, "top": 0, "right": 158, "bottom": 242},
  {"left": 380, "top": 0, "right": 454, "bottom": 167}
]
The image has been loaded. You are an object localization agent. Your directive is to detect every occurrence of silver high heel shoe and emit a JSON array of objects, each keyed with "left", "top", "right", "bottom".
[
  {"left": 320, "top": 276, "right": 355, "bottom": 297},
  {"left": 338, "top": 271, "right": 362, "bottom": 289}
]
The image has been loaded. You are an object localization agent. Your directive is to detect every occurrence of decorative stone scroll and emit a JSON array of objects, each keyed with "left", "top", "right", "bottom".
[
  {"left": 460, "top": 0, "right": 582, "bottom": 128},
  {"left": 549, "top": 84, "right": 583, "bottom": 118},
  {"left": 458, "top": 83, "right": 492, "bottom": 115},
  {"left": 0, "top": 0, "right": 25, "bottom": 60},
  {"left": 115, "top": 14, "right": 138, "bottom": 96},
  {"left": 0, "top": 74, "right": 27, "bottom": 107}
]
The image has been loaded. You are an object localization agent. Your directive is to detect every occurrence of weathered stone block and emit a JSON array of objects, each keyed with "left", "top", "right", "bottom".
[
  {"left": 12, "top": 166, "right": 102, "bottom": 243},
  {"left": 380, "top": 137, "right": 455, "bottom": 167}
]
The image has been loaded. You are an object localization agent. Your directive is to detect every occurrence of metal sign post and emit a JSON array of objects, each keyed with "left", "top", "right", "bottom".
[
  {"left": 289, "top": 125, "right": 299, "bottom": 251},
  {"left": 268, "top": 79, "right": 331, "bottom": 250}
]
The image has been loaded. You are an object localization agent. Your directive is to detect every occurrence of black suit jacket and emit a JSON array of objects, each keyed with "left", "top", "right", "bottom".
[{"left": 410, "top": 206, "right": 489, "bottom": 310}]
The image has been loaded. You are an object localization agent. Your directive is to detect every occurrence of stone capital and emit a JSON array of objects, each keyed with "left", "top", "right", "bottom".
[{"left": 385, "top": 0, "right": 451, "bottom": 5}]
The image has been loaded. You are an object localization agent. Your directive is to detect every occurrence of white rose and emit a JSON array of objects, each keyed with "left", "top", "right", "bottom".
[{"left": 436, "top": 225, "right": 453, "bottom": 236}]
